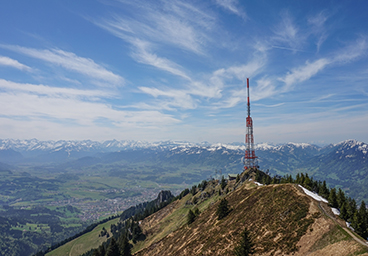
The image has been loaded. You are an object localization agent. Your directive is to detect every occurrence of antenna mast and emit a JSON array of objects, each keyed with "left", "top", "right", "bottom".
[{"left": 244, "top": 78, "right": 258, "bottom": 170}]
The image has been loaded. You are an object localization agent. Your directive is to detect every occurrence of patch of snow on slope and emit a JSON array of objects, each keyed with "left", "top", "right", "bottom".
[
  {"left": 331, "top": 208, "right": 340, "bottom": 215},
  {"left": 254, "top": 181, "right": 263, "bottom": 186},
  {"left": 298, "top": 185, "right": 328, "bottom": 203}
]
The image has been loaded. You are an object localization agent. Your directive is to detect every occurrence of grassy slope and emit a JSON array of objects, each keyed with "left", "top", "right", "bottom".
[
  {"left": 46, "top": 218, "right": 119, "bottom": 256},
  {"left": 134, "top": 176, "right": 368, "bottom": 256},
  {"left": 133, "top": 182, "right": 223, "bottom": 254},
  {"left": 45, "top": 170, "right": 368, "bottom": 256}
]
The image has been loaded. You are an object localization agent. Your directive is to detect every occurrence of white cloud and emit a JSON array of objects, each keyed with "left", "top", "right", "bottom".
[
  {"left": 308, "top": 11, "right": 330, "bottom": 52},
  {"left": 0, "top": 93, "right": 179, "bottom": 131},
  {"left": 280, "top": 58, "right": 330, "bottom": 90},
  {"left": 214, "top": 0, "right": 246, "bottom": 19},
  {"left": 0, "top": 56, "right": 32, "bottom": 71},
  {"left": 278, "top": 37, "right": 368, "bottom": 91},
  {"left": 252, "top": 77, "right": 277, "bottom": 101},
  {"left": 0, "top": 45, "right": 124, "bottom": 86},
  {"left": 0, "top": 79, "right": 113, "bottom": 98},
  {"left": 131, "top": 39, "right": 191, "bottom": 80},
  {"left": 0, "top": 79, "right": 179, "bottom": 138},
  {"left": 98, "top": 1, "right": 215, "bottom": 55},
  {"left": 136, "top": 56, "right": 265, "bottom": 111},
  {"left": 308, "top": 11, "right": 328, "bottom": 28},
  {"left": 272, "top": 11, "right": 304, "bottom": 51},
  {"left": 208, "top": 56, "right": 266, "bottom": 109},
  {"left": 333, "top": 37, "right": 368, "bottom": 63},
  {"left": 138, "top": 86, "right": 197, "bottom": 110}
]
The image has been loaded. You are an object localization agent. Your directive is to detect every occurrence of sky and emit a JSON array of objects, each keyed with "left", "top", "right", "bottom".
[{"left": 0, "top": 0, "right": 368, "bottom": 145}]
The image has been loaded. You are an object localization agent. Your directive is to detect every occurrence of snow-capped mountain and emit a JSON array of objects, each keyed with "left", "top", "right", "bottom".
[
  {"left": 0, "top": 138, "right": 366, "bottom": 159},
  {"left": 0, "top": 138, "right": 367, "bottom": 168},
  {"left": 333, "top": 139, "right": 368, "bottom": 159},
  {"left": 0, "top": 138, "right": 367, "bottom": 202}
]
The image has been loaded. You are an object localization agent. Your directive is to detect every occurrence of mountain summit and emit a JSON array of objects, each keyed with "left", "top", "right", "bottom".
[{"left": 132, "top": 170, "right": 368, "bottom": 255}]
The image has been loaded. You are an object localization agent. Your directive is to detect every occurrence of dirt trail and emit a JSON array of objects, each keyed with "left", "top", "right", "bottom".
[{"left": 317, "top": 201, "right": 368, "bottom": 248}]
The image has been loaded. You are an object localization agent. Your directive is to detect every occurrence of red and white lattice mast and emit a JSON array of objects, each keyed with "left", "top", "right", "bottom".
[{"left": 244, "top": 78, "right": 258, "bottom": 170}]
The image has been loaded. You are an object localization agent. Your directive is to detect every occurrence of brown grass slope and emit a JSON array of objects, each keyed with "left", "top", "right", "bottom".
[{"left": 134, "top": 180, "right": 368, "bottom": 256}]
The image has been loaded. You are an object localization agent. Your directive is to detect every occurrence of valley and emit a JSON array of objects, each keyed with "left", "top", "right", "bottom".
[{"left": 0, "top": 138, "right": 368, "bottom": 255}]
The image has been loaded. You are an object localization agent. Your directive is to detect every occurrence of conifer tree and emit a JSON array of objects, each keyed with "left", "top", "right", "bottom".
[
  {"left": 340, "top": 202, "right": 348, "bottom": 221},
  {"left": 234, "top": 227, "right": 254, "bottom": 256},
  {"left": 347, "top": 197, "right": 357, "bottom": 220},
  {"left": 337, "top": 188, "right": 346, "bottom": 209},
  {"left": 217, "top": 198, "right": 230, "bottom": 220},
  {"left": 106, "top": 237, "right": 120, "bottom": 256},
  {"left": 303, "top": 173, "right": 312, "bottom": 190},
  {"left": 92, "top": 249, "right": 101, "bottom": 256},
  {"left": 295, "top": 173, "right": 301, "bottom": 184},
  {"left": 300, "top": 173, "right": 305, "bottom": 185},
  {"left": 319, "top": 180, "right": 329, "bottom": 199},
  {"left": 191, "top": 185, "right": 197, "bottom": 195},
  {"left": 255, "top": 171, "right": 261, "bottom": 182},
  {"left": 328, "top": 188, "right": 338, "bottom": 208},
  {"left": 97, "top": 245, "right": 106, "bottom": 256},
  {"left": 194, "top": 208, "right": 200, "bottom": 216},
  {"left": 187, "top": 209, "right": 196, "bottom": 225},
  {"left": 358, "top": 201, "right": 368, "bottom": 238},
  {"left": 221, "top": 176, "right": 227, "bottom": 190},
  {"left": 118, "top": 235, "right": 131, "bottom": 256}
]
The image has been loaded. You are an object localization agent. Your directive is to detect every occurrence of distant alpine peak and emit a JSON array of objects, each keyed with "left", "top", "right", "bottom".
[
  {"left": 255, "top": 143, "right": 276, "bottom": 150},
  {"left": 334, "top": 139, "right": 362, "bottom": 147},
  {"left": 285, "top": 142, "right": 315, "bottom": 149},
  {"left": 335, "top": 139, "right": 368, "bottom": 154}
]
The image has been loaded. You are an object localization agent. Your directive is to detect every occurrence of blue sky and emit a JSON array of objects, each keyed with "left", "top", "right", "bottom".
[{"left": 0, "top": 0, "right": 367, "bottom": 144}]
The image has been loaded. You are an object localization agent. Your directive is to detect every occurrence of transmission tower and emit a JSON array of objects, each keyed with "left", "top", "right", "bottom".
[{"left": 244, "top": 78, "right": 258, "bottom": 170}]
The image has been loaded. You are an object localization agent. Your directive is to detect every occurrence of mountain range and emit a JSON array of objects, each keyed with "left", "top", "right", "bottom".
[{"left": 0, "top": 138, "right": 367, "bottom": 202}]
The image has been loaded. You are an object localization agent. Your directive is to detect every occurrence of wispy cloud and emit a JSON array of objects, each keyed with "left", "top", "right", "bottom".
[
  {"left": 0, "top": 56, "right": 32, "bottom": 71},
  {"left": 0, "top": 79, "right": 113, "bottom": 98},
  {"left": 0, "top": 45, "right": 124, "bottom": 86},
  {"left": 278, "top": 37, "right": 368, "bottom": 90},
  {"left": 308, "top": 11, "right": 330, "bottom": 52},
  {"left": 308, "top": 11, "right": 328, "bottom": 28},
  {"left": 272, "top": 11, "right": 304, "bottom": 51},
  {"left": 333, "top": 37, "right": 368, "bottom": 63},
  {"left": 209, "top": 55, "right": 267, "bottom": 108},
  {"left": 138, "top": 86, "right": 197, "bottom": 110},
  {"left": 280, "top": 58, "right": 330, "bottom": 90},
  {"left": 141, "top": 56, "right": 266, "bottom": 110},
  {"left": 131, "top": 39, "right": 191, "bottom": 80},
  {"left": 97, "top": 0, "right": 215, "bottom": 55},
  {"left": 214, "top": 0, "right": 246, "bottom": 19}
]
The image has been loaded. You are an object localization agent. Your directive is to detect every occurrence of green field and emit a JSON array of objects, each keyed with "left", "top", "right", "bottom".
[{"left": 46, "top": 218, "right": 119, "bottom": 256}]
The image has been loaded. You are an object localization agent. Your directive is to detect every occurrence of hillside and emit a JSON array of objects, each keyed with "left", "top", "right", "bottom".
[
  {"left": 132, "top": 173, "right": 368, "bottom": 255},
  {"left": 46, "top": 218, "right": 119, "bottom": 256},
  {"left": 42, "top": 169, "right": 368, "bottom": 256}
]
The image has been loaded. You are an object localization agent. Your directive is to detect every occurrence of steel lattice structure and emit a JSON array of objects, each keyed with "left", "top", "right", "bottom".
[{"left": 244, "top": 78, "right": 258, "bottom": 170}]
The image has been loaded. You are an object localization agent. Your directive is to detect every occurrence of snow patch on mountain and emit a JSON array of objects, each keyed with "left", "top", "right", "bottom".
[
  {"left": 255, "top": 143, "right": 276, "bottom": 150},
  {"left": 287, "top": 142, "right": 314, "bottom": 149},
  {"left": 298, "top": 185, "right": 328, "bottom": 203},
  {"left": 334, "top": 139, "right": 368, "bottom": 156}
]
